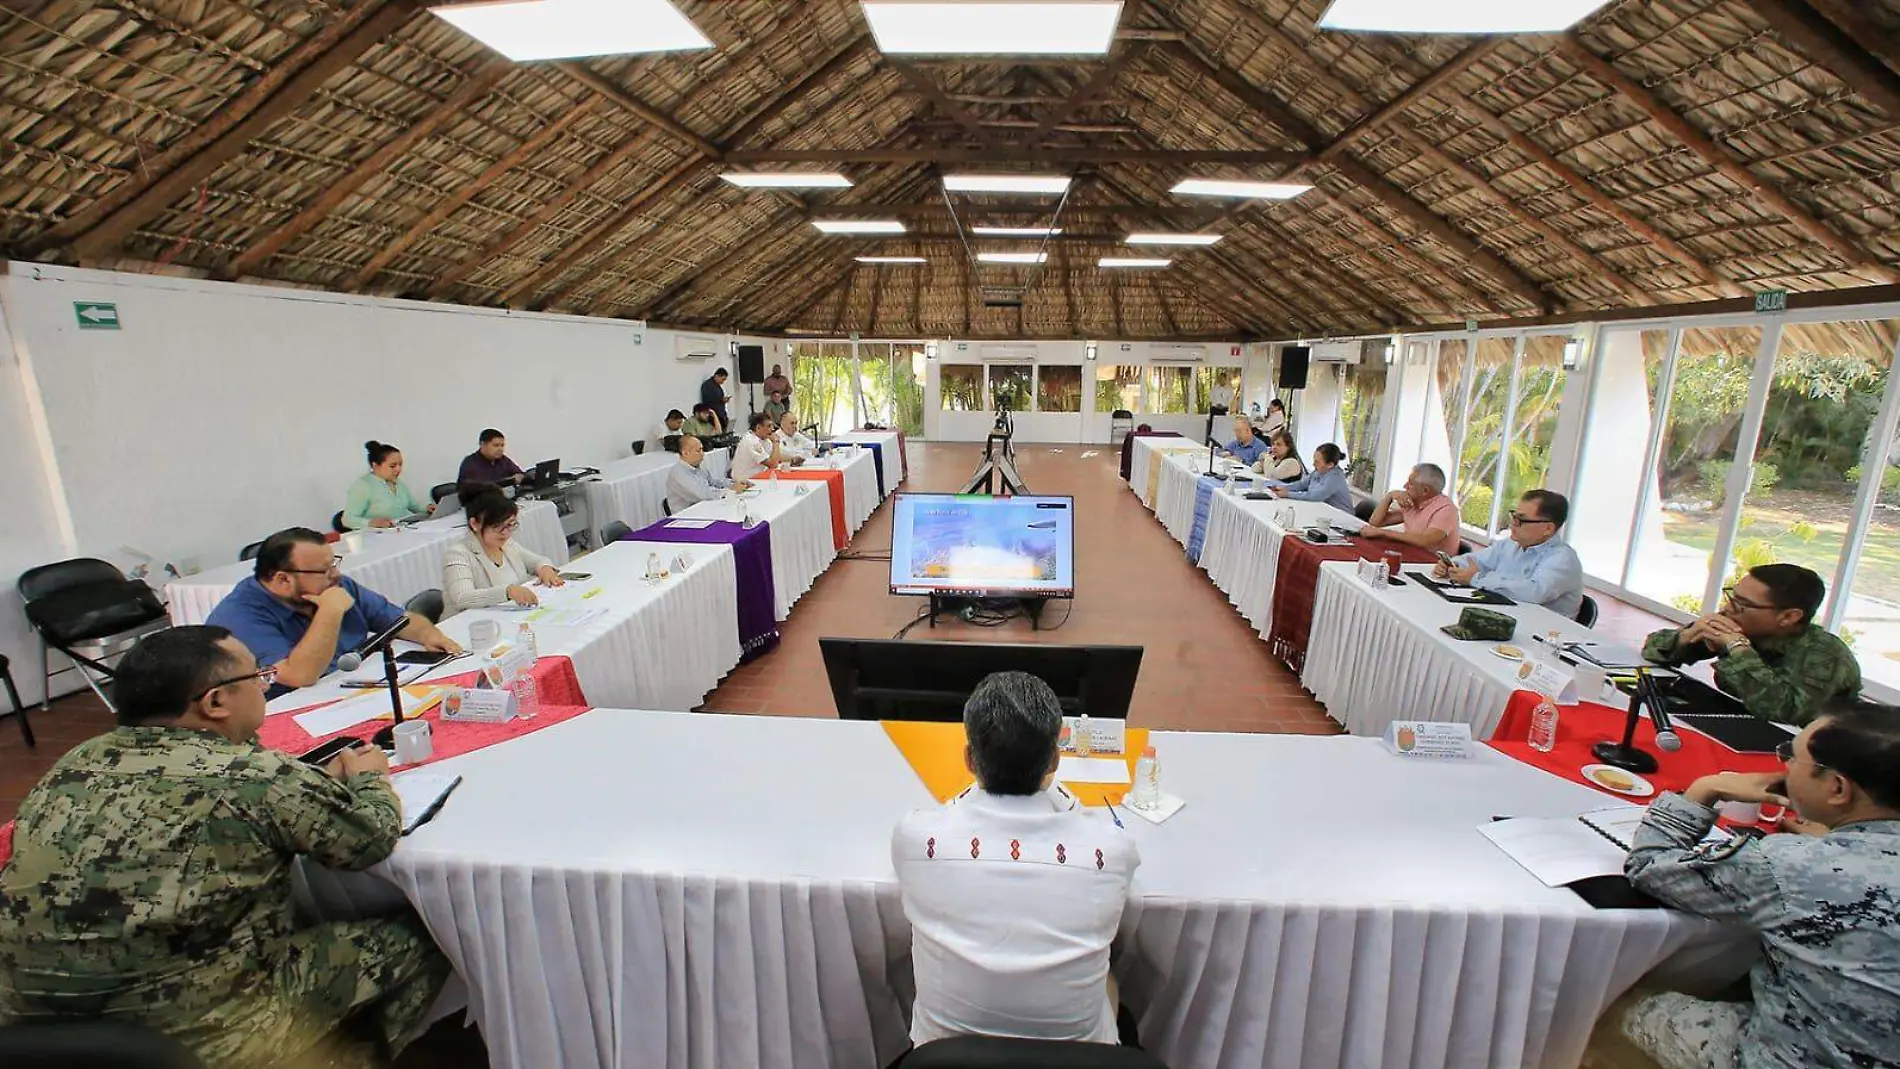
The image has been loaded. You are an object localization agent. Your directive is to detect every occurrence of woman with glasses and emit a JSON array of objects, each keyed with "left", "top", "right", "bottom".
[
  {"left": 342, "top": 440, "right": 434, "bottom": 530},
  {"left": 1255, "top": 431, "right": 1306, "bottom": 482},
  {"left": 441, "top": 488, "right": 565, "bottom": 617}
]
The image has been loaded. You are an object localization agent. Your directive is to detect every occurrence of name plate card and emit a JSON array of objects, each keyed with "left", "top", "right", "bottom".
[
  {"left": 441, "top": 685, "right": 516, "bottom": 723},
  {"left": 1060, "top": 716, "right": 1127, "bottom": 754},
  {"left": 478, "top": 643, "right": 534, "bottom": 689},
  {"left": 1383, "top": 720, "right": 1473, "bottom": 759},
  {"left": 1516, "top": 660, "right": 1579, "bottom": 703}
]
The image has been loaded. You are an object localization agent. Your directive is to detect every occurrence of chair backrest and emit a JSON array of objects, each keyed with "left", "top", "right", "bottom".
[
  {"left": 18, "top": 559, "right": 125, "bottom": 603},
  {"left": 0, "top": 1021, "right": 205, "bottom": 1069},
  {"left": 330, "top": 510, "right": 348, "bottom": 534},
  {"left": 404, "top": 588, "right": 445, "bottom": 624},
  {"left": 601, "top": 520, "right": 632, "bottom": 544},
  {"left": 430, "top": 481, "right": 459, "bottom": 505},
  {"left": 630, "top": 440, "right": 646, "bottom": 456},
  {"left": 1111, "top": 409, "right": 1133, "bottom": 420},
  {"left": 238, "top": 540, "right": 265, "bottom": 562},
  {"left": 1575, "top": 593, "right": 1600, "bottom": 628},
  {"left": 1352, "top": 499, "right": 1376, "bottom": 522},
  {"left": 662, "top": 500, "right": 674, "bottom": 517},
  {"left": 901, "top": 1036, "right": 1168, "bottom": 1069}
]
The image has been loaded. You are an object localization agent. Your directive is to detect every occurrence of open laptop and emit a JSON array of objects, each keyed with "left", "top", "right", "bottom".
[{"left": 527, "top": 458, "right": 560, "bottom": 489}]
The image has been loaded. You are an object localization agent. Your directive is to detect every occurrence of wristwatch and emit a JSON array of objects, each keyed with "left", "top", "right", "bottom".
[{"left": 1724, "top": 636, "right": 1752, "bottom": 654}]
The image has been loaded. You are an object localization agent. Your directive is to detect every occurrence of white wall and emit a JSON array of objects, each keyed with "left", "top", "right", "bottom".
[
  {"left": 0, "top": 294, "right": 73, "bottom": 704},
  {"left": 0, "top": 262, "right": 763, "bottom": 701}
]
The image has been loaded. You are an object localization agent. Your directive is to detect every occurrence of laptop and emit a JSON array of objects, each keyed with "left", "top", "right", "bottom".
[{"left": 529, "top": 458, "right": 560, "bottom": 489}]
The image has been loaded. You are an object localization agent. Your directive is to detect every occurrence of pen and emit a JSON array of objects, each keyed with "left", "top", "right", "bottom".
[{"left": 1104, "top": 798, "right": 1125, "bottom": 828}]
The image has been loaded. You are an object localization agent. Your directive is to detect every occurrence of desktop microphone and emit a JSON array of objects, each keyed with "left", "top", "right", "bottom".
[
  {"left": 1646, "top": 675, "right": 1683, "bottom": 752},
  {"left": 336, "top": 650, "right": 365, "bottom": 673}
]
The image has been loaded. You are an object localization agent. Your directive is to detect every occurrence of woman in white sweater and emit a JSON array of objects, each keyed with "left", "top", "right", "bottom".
[
  {"left": 1255, "top": 430, "right": 1308, "bottom": 482},
  {"left": 440, "top": 488, "right": 564, "bottom": 617}
]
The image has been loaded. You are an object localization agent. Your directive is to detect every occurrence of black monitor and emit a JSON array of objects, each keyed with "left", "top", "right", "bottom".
[{"left": 819, "top": 638, "right": 1142, "bottom": 722}]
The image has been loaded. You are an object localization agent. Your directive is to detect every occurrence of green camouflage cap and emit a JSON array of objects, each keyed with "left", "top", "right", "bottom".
[{"left": 1439, "top": 607, "right": 1516, "bottom": 642}]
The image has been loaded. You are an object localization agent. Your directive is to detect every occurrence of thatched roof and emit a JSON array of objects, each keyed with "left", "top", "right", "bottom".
[{"left": 9, "top": 0, "right": 1900, "bottom": 340}]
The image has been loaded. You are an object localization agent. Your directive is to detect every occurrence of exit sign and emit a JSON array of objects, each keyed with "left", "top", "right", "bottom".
[
  {"left": 74, "top": 301, "right": 120, "bottom": 329},
  {"left": 1754, "top": 289, "right": 1789, "bottom": 314}
]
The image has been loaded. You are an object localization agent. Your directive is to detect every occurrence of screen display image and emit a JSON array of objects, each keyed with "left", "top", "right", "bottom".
[{"left": 890, "top": 493, "right": 1076, "bottom": 598}]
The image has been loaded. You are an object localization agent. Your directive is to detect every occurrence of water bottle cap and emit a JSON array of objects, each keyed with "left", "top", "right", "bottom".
[{"left": 1141, "top": 745, "right": 1156, "bottom": 757}]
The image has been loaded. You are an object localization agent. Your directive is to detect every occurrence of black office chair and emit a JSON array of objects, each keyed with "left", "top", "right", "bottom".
[
  {"left": 18, "top": 558, "right": 169, "bottom": 712},
  {"left": 662, "top": 500, "right": 674, "bottom": 517},
  {"left": 0, "top": 653, "right": 34, "bottom": 747},
  {"left": 404, "top": 588, "right": 445, "bottom": 625},
  {"left": 330, "top": 510, "right": 348, "bottom": 534},
  {"left": 238, "top": 540, "right": 265, "bottom": 562},
  {"left": 1575, "top": 593, "right": 1600, "bottom": 628},
  {"left": 1352, "top": 499, "right": 1376, "bottom": 522},
  {"left": 430, "top": 481, "right": 460, "bottom": 506},
  {"left": 897, "top": 1036, "right": 1167, "bottom": 1069},
  {"left": 601, "top": 520, "right": 632, "bottom": 543},
  {"left": 663, "top": 434, "right": 684, "bottom": 454},
  {"left": 630, "top": 440, "right": 646, "bottom": 456},
  {"left": 1457, "top": 541, "right": 1473, "bottom": 556},
  {"left": 0, "top": 1021, "right": 205, "bottom": 1068}
]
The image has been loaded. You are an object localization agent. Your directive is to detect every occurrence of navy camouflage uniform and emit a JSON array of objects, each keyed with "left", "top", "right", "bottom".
[{"left": 0, "top": 726, "right": 449, "bottom": 1068}]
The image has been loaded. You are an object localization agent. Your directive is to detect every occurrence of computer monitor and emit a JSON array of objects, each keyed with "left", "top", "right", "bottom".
[
  {"left": 819, "top": 638, "right": 1143, "bottom": 722},
  {"left": 889, "top": 493, "right": 1076, "bottom": 599},
  {"left": 530, "top": 458, "right": 559, "bottom": 488}
]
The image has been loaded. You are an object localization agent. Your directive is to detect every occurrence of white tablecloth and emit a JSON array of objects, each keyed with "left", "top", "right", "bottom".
[
  {"left": 1302, "top": 562, "right": 1598, "bottom": 739},
  {"left": 310, "top": 712, "right": 1748, "bottom": 1069},
  {"left": 164, "top": 500, "right": 566, "bottom": 625},
  {"left": 1198, "top": 495, "right": 1357, "bottom": 638},
  {"left": 833, "top": 429, "right": 906, "bottom": 490},
  {"left": 678, "top": 480, "right": 835, "bottom": 621},
  {"left": 582, "top": 452, "right": 731, "bottom": 539}
]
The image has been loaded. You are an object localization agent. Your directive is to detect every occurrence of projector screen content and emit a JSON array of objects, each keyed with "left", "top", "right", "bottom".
[{"left": 890, "top": 493, "right": 1076, "bottom": 598}]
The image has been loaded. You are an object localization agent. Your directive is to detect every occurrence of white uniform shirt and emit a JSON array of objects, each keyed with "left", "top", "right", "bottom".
[
  {"left": 893, "top": 785, "right": 1139, "bottom": 1046},
  {"left": 732, "top": 432, "right": 776, "bottom": 482},
  {"left": 775, "top": 429, "right": 814, "bottom": 461}
]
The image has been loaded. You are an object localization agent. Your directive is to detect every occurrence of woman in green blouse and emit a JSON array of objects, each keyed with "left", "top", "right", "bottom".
[{"left": 343, "top": 440, "right": 434, "bottom": 529}]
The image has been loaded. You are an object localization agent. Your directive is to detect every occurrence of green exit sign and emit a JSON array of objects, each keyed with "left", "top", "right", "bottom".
[
  {"left": 1754, "top": 289, "right": 1789, "bottom": 314},
  {"left": 73, "top": 301, "right": 120, "bottom": 329}
]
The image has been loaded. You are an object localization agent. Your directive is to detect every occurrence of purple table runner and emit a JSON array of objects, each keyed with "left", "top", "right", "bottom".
[{"left": 625, "top": 519, "right": 780, "bottom": 661}]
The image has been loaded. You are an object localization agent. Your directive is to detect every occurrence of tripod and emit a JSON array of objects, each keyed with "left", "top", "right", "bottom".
[{"left": 959, "top": 411, "right": 1029, "bottom": 495}]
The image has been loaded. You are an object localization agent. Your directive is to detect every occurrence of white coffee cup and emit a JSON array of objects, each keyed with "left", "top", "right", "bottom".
[
  {"left": 468, "top": 619, "right": 501, "bottom": 653},
  {"left": 1573, "top": 662, "right": 1609, "bottom": 702},
  {"left": 393, "top": 719, "right": 433, "bottom": 764},
  {"left": 1717, "top": 798, "right": 1785, "bottom": 825}
]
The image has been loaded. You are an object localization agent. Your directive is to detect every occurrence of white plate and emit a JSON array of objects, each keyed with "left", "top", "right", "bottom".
[
  {"left": 1581, "top": 763, "right": 1656, "bottom": 798},
  {"left": 1491, "top": 644, "right": 1525, "bottom": 661}
]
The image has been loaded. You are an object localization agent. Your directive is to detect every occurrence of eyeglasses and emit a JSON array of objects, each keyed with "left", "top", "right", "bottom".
[
  {"left": 192, "top": 664, "right": 278, "bottom": 703},
  {"left": 1775, "top": 739, "right": 1795, "bottom": 762},
  {"left": 1722, "top": 586, "right": 1776, "bottom": 612},
  {"left": 281, "top": 555, "right": 344, "bottom": 576},
  {"left": 1508, "top": 512, "right": 1554, "bottom": 526},
  {"left": 485, "top": 520, "right": 520, "bottom": 535}
]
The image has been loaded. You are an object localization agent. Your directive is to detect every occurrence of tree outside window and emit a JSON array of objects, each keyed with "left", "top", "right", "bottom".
[{"left": 1036, "top": 366, "right": 1083, "bottom": 412}]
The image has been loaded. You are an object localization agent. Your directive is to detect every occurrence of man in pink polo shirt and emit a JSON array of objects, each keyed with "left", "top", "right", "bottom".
[{"left": 1361, "top": 463, "right": 1460, "bottom": 555}]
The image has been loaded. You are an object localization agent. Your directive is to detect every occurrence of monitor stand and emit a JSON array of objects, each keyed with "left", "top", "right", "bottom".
[{"left": 928, "top": 592, "right": 1050, "bottom": 630}]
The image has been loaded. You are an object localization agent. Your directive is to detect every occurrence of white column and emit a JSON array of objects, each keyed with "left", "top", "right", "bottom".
[
  {"left": 1296, "top": 362, "right": 1343, "bottom": 454},
  {"left": 1570, "top": 328, "right": 1662, "bottom": 582},
  {"left": 1381, "top": 339, "right": 1440, "bottom": 494}
]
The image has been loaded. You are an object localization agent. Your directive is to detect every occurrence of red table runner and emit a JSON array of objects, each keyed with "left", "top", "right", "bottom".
[
  {"left": 1489, "top": 688, "right": 1783, "bottom": 800},
  {"left": 775, "top": 469, "right": 848, "bottom": 549},
  {"left": 1266, "top": 534, "right": 1436, "bottom": 672}
]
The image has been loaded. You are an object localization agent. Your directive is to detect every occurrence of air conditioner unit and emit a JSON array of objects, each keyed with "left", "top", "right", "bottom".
[
  {"left": 1310, "top": 341, "right": 1360, "bottom": 365},
  {"left": 675, "top": 334, "right": 721, "bottom": 362},
  {"left": 984, "top": 343, "right": 1038, "bottom": 362},
  {"left": 1149, "top": 343, "right": 1206, "bottom": 364}
]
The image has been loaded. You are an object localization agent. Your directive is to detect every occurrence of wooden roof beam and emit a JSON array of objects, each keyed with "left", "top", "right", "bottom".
[
  {"left": 1744, "top": 0, "right": 1900, "bottom": 118},
  {"left": 1561, "top": 34, "right": 1900, "bottom": 284},
  {"left": 636, "top": 206, "right": 810, "bottom": 318},
  {"left": 1803, "top": 0, "right": 1900, "bottom": 79},
  {"left": 865, "top": 257, "right": 887, "bottom": 332},
  {"left": 1153, "top": 276, "right": 1181, "bottom": 337},
  {"left": 1231, "top": 214, "right": 1410, "bottom": 325},
  {"left": 893, "top": 63, "right": 990, "bottom": 143},
  {"left": 1031, "top": 42, "right": 1144, "bottom": 143},
  {"left": 724, "top": 147, "right": 1309, "bottom": 165},
  {"left": 556, "top": 61, "right": 723, "bottom": 157},
  {"left": 224, "top": 57, "right": 512, "bottom": 279},
  {"left": 831, "top": 265, "right": 858, "bottom": 335},
  {"left": 1318, "top": 37, "right": 1508, "bottom": 163},
  {"left": 1058, "top": 242, "right": 1079, "bottom": 334},
  {"left": 40, "top": 0, "right": 421, "bottom": 261}
]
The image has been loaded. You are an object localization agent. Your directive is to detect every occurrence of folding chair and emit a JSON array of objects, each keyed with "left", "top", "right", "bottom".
[{"left": 18, "top": 558, "right": 168, "bottom": 712}]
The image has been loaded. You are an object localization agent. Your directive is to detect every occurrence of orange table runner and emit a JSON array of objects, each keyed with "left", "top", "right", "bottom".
[
  {"left": 775, "top": 469, "right": 848, "bottom": 549},
  {"left": 883, "top": 720, "right": 1149, "bottom": 806}
]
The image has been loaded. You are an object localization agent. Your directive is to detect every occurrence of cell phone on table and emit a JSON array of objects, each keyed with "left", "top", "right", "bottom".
[
  {"left": 395, "top": 649, "right": 453, "bottom": 666},
  {"left": 559, "top": 572, "right": 592, "bottom": 581},
  {"left": 298, "top": 736, "right": 367, "bottom": 766}
]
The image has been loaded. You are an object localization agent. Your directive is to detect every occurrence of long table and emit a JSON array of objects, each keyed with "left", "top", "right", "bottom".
[
  {"left": 165, "top": 499, "right": 568, "bottom": 625},
  {"left": 300, "top": 710, "right": 1749, "bottom": 1069},
  {"left": 676, "top": 479, "right": 835, "bottom": 621},
  {"left": 1199, "top": 494, "right": 1358, "bottom": 637},
  {"left": 581, "top": 450, "right": 731, "bottom": 539}
]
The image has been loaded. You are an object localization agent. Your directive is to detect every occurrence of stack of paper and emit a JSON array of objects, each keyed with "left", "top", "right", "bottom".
[{"left": 291, "top": 688, "right": 442, "bottom": 737}]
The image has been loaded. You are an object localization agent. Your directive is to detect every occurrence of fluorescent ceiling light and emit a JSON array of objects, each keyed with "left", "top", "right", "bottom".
[
  {"left": 1125, "top": 232, "right": 1222, "bottom": 246},
  {"left": 861, "top": 1, "right": 1122, "bottom": 55},
  {"left": 1171, "top": 178, "right": 1313, "bottom": 200},
  {"left": 972, "top": 225, "right": 1063, "bottom": 236},
  {"left": 855, "top": 256, "right": 928, "bottom": 263},
  {"left": 813, "top": 219, "right": 907, "bottom": 234},
  {"left": 1098, "top": 257, "right": 1171, "bottom": 268},
  {"left": 720, "top": 172, "right": 853, "bottom": 189},
  {"left": 431, "top": 0, "right": 712, "bottom": 61},
  {"left": 1315, "top": 0, "right": 1611, "bottom": 34},
  {"left": 943, "top": 173, "right": 1071, "bottom": 195},
  {"left": 976, "top": 251, "right": 1049, "bottom": 264}
]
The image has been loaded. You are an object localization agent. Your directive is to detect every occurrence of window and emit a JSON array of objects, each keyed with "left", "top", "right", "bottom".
[
  {"left": 988, "top": 364, "right": 1032, "bottom": 412},
  {"left": 1146, "top": 366, "right": 1191, "bottom": 414},
  {"left": 1573, "top": 327, "right": 1672, "bottom": 584},
  {"left": 1456, "top": 338, "right": 1516, "bottom": 531},
  {"left": 855, "top": 342, "right": 894, "bottom": 427},
  {"left": 1339, "top": 362, "right": 1388, "bottom": 492},
  {"left": 895, "top": 345, "right": 926, "bottom": 437},
  {"left": 1435, "top": 338, "right": 1471, "bottom": 492},
  {"left": 1499, "top": 333, "right": 1571, "bottom": 522},
  {"left": 1097, "top": 364, "right": 1140, "bottom": 414},
  {"left": 940, "top": 364, "right": 983, "bottom": 411},
  {"left": 791, "top": 341, "right": 860, "bottom": 435},
  {"left": 1036, "top": 365, "right": 1082, "bottom": 412},
  {"left": 1194, "top": 366, "right": 1242, "bottom": 412}
]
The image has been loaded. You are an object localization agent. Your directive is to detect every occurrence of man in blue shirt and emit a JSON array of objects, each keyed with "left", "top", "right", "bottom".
[
  {"left": 206, "top": 528, "right": 461, "bottom": 697},
  {"left": 1436, "top": 489, "right": 1585, "bottom": 618},
  {"left": 1220, "top": 417, "right": 1270, "bottom": 467},
  {"left": 1268, "top": 442, "right": 1355, "bottom": 513}
]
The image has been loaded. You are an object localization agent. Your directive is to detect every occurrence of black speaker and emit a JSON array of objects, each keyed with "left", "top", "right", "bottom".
[
  {"left": 737, "top": 344, "right": 766, "bottom": 384},
  {"left": 1278, "top": 346, "right": 1311, "bottom": 390}
]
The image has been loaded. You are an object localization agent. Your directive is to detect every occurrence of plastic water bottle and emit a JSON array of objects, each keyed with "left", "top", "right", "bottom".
[
  {"left": 515, "top": 622, "right": 538, "bottom": 662},
  {"left": 1225, "top": 470, "right": 1237, "bottom": 495},
  {"left": 1371, "top": 558, "right": 1388, "bottom": 589},
  {"left": 1528, "top": 697, "right": 1560, "bottom": 753},
  {"left": 511, "top": 671, "right": 539, "bottom": 720},
  {"left": 1074, "top": 712, "right": 1093, "bottom": 757},
  {"left": 646, "top": 552, "right": 661, "bottom": 583},
  {"left": 1131, "top": 745, "right": 1160, "bottom": 810}
]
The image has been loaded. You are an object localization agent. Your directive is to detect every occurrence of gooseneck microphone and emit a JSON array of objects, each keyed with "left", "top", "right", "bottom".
[{"left": 1592, "top": 667, "right": 1678, "bottom": 772}]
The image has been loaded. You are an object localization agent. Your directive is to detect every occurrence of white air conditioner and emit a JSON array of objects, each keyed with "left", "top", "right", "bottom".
[
  {"left": 675, "top": 334, "right": 721, "bottom": 362},
  {"left": 1310, "top": 341, "right": 1360, "bottom": 365},
  {"left": 984, "top": 343, "right": 1039, "bottom": 361},
  {"left": 1149, "top": 343, "right": 1206, "bottom": 364}
]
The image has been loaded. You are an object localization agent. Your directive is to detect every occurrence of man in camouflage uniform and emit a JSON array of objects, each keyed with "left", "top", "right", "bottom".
[
  {"left": 0, "top": 626, "right": 449, "bottom": 1068},
  {"left": 1608, "top": 705, "right": 1900, "bottom": 1069},
  {"left": 1642, "top": 562, "right": 1859, "bottom": 725}
]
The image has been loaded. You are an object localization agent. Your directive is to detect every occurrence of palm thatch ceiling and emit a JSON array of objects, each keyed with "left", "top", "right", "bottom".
[{"left": 7, "top": 0, "right": 1900, "bottom": 340}]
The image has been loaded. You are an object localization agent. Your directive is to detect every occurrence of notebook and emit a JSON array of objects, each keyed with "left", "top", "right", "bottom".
[
  {"left": 390, "top": 771, "right": 462, "bottom": 834},
  {"left": 1478, "top": 806, "right": 1728, "bottom": 888}
]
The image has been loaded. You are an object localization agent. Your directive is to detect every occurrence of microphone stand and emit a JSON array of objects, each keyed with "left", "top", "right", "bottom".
[
  {"left": 1592, "top": 667, "right": 1665, "bottom": 773},
  {"left": 370, "top": 643, "right": 405, "bottom": 749}
]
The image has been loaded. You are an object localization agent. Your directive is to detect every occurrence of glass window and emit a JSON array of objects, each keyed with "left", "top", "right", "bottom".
[
  {"left": 988, "top": 364, "right": 1032, "bottom": 412},
  {"left": 1339, "top": 362, "right": 1388, "bottom": 492},
  {"left": 1456, "top": 338, "right": 1516, "bottom": 531},
  {"left": 854, "top": 342, "right": 894, "bottom": 427},
  {"left": 792, "top": 341, "right": 860, "bottom": 436},
  {"left": 895, "top": 345, "right": 926, "bottom": 437},
  {"left": 1146, "top": 366, "right": 1191, "bottom": 414},
  {"left": 940, "top": 364, "right": 983, "bottom": 411},
  {"left": 1194, "top": 366, "right": 1242, "bottom": 412},
  {"left": 1036, "top": 365, "right": 1082, "bottom": 413},
  {"left": 1500, "top": 334, "right": 1572, "bottom": 524},
  {"left": 1435, "top": 339, "right": 1471, "bottom": 492},
  {"left": 1097, "top": 364, "right": 1141, "bottom": 414}
]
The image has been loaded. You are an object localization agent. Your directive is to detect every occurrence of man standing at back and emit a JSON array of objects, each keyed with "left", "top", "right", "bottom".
[
  {"left": 763, "top": 362, "right": 792, "bottom": 402},
  {"left": 700, "top": 367, "right": 731, "bottom": 433},
  {"left": 893, "top": 673, "right": 1139, "bottom": 1047},
  {"left": 0, "top": 627, "right": 450, "bottom": 1067}
]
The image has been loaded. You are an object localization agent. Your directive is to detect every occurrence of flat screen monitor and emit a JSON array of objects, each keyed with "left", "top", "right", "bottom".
[
  {"left": 820, "top": 638, "right": 1142, "bottom": 722},
  {"left": 889, "top": 493, "right": 1076, "bottom": 599}
]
